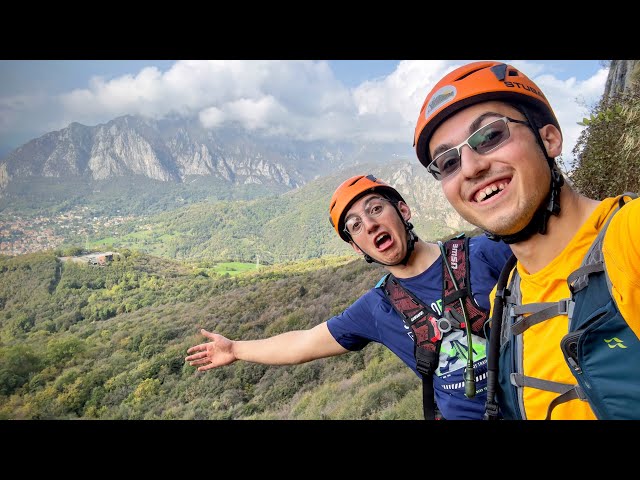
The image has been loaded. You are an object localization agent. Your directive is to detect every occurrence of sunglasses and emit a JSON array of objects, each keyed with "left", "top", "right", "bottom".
[{"left": 427, "top": 116, "right": 529, "bottom": 181}]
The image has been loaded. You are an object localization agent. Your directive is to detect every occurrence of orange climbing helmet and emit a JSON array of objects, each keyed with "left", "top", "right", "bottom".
[
  {"left": 413, "top": 61, "right": 561, "bottom": 169},
  {"left": 329, "top": 174, "right": 405, "bottom": 242}
]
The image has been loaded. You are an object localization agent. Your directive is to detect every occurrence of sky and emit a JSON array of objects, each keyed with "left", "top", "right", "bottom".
[{"left": 0, "top": 60, "right": 609, "bottom": 165}]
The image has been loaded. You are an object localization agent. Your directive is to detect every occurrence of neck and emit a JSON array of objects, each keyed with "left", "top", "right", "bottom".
[
  {"left": 387, "top": 240, "right": 440, "bottom": 279},
  {"left": 510, "top": 187, "right": 600, "bottom": 274}
]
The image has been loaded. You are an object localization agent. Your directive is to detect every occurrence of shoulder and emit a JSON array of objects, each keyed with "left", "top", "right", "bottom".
[
  {"left": 603, "top": 194, "right": 640, "bottom": 254},
  {"left": 604, "top": 194, "right": 640, "bottom": 239},
  {"left": 602, "top": 194, "right": 640, "bottom": 339}
]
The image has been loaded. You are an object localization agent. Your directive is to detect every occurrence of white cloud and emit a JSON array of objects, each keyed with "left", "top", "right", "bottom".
[
  {"left": 0, "top": 60, "right": 608, "bottom": 166},
  {"left": 199, "top": 106, "right": 225, "bottom": 129}
]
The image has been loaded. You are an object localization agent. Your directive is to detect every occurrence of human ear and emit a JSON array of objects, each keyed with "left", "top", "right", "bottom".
[
  {"left": 539, "top": 124, "right": 563, "bottom": 158},
  {"left": 397, "top": 201, "right": 412, "bottom": 222}
]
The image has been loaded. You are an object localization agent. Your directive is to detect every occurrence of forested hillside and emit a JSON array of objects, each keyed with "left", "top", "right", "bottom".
[
  {"left": 81, "top": 161, "right": 473, "bottom": 264},
  {"left": 0, "top": 250, "right": 423, "bottom": 419}
]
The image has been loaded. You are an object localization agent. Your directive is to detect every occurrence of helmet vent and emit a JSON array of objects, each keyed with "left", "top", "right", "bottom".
[
  {"left": 457, "top": 67, "right": 485, "bottom": 81},
  {"left": 490, "top": 63, "right": 508, "bottom": 81}
]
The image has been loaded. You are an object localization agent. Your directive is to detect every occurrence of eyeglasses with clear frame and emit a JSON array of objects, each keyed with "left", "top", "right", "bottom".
[
  {"left": 427, "top": 116, "right": 529, "bottom": 181},
  {"left": 343, "top": 196, "right": 390, "bottom": 237}
]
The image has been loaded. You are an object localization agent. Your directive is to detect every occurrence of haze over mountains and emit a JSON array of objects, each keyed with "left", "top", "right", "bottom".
[{"left": 0, "top": 114, "right": 413, "bottom": 191}]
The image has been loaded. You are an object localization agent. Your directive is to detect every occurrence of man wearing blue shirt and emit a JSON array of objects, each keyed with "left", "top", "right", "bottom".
[{"left": 185, "top": 174, "right": 512, "bottom": 419}]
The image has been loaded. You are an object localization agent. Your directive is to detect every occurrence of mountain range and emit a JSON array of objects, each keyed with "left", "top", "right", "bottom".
[
  {"left": 0, "top": 113, "right": 413, "bottom": 193},
  {"left": 0, "top": 111, "right": 474, "bottom": 261}
]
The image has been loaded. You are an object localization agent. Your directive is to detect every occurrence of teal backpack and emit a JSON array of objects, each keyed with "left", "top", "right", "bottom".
[{"left": 485, "top": 193, "right": 640, "bottom": 420}]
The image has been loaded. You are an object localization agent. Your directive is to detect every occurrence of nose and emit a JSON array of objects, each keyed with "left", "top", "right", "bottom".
[
  {"left": 362, "top": 215, "right": 380, "bottom": 233},
  {"left": 458, "top": 145, "right": 491, "bottom": 178}
]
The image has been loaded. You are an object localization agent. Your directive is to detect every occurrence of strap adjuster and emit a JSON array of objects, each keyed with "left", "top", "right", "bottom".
[
  {"left": 557, "top": 298, "right": 575, "bottom": 319},
  {"left": 483, "top": 401, "right": 500, "bottom": 420},
  {"left": 416, "top": 361, "right": 435, "bottom": 377}
]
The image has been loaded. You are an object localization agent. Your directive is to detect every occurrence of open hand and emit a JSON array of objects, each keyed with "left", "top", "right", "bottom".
[{"left": 185, "top": 329, "right": 236, "bottom": 371}]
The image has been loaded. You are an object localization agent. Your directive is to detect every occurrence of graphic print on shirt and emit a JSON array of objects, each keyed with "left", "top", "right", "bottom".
[{"left": 437, "top": 329, "right": 488, "bottom": 393}]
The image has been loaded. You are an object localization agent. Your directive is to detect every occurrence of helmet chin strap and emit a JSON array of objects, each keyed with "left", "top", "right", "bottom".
[
  {"left": 485, "top": 106, "right": 564, "bottom": 245},
  {"left": 354, "top": 203, "right": 419, "bottom": 267}
]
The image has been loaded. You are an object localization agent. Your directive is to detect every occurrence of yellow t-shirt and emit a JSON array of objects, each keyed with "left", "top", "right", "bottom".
[{"left": 490, "top": 195, "right": 640, "bottom": 420}]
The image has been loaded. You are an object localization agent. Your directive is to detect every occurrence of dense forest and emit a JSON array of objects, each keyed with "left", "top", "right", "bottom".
[{"left": 0, "top": 250, "right": 424, "bottom": 419}]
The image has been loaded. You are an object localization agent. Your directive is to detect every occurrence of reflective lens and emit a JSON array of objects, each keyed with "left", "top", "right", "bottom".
[
  {"left": 344, "top": 197, "right": 388, "bottom": 236},
  {"left": 427, "top": 116, "right": 528, "bottom": 181}
]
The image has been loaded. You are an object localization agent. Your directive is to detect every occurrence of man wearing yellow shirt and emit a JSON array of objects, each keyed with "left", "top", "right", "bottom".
[{"left": 411, "top": 60, "right": 640, "bottom": 420}]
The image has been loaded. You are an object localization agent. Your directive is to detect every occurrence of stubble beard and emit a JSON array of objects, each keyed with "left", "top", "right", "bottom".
[{"left": 480, "top": 190, "right": 543, "bottom": 236}]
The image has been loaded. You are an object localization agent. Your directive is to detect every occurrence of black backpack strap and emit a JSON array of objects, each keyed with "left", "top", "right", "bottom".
[
  {"left": 442, "top": 235, "right": 488, "bottom": 338},
  {"left": 380, "top": 273, "right": 442, "bottom": 420},
  {"left": 484, "top": 253, "right": 517, "bottom": 420},
  {"left": 421, "top": 376, "right": 438, "bottom": 420}
]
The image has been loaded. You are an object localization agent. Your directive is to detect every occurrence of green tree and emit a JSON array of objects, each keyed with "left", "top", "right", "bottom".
[
  {"left": 0, "top": 344, "right": 43, "bottom": 395},
  {"left": 570, "top": 86, "right": 640, "bottom": 198}
]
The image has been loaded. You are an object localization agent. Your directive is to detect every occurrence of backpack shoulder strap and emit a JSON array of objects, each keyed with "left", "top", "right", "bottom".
[
  {"left": 441, "top": 234, "right": 488, "bottom": 337},
  {"left": 568, "top": 192, "right": 638, "bottom": 296},
  {"left": 484, "top": 252, "right": 517, "bottom": 420},
  {"left": 381, "top": 274, "right": 443, "bottom": 353},
  {"left": 379, "top": 273, "right": 442, "bottom": 420}
]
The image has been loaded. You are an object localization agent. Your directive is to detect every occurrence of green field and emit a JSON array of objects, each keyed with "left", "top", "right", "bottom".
[
  {"left": 88, "top": 231, "right": 183, "bottom": 257},
  {"left": 208, "top": 261, "right": 257, "bottom": 276}
]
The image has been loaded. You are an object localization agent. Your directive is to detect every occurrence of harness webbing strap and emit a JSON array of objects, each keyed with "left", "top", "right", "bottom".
[
  {"left": 484, "top": 253, "right": 517, "bottom": 420},
  {"left": 545, "top": 388, "right": 587, "bottom": 420},
  {"left": 510, "top": 373, "right": 587, "bottom": 420},
  {"left": 567, "top": 262, "right": 605, "bottom": 294},
  {"left": 442, "top": 237, "right": 487, "bottom": 337},
  {"left": 383, "top": 276, "right": 441, "bottom": 420},
  {"left": 510, "top": 373, "right": 578, "bottom": 394},
  {"left": 384, "top": 277, "right": 442, "bottom": 359},
  {"left": 510, "top": 300, "right": 574, "bottom": 335}
]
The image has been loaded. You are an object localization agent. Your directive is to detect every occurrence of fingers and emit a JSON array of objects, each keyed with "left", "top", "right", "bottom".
[
  {"left": 186, "top": 330, "right": 216, "bottom": 353},
  {"left": 185, "top": 329, "right": 220, "bottom": 369},
  {"left": 185, "top": 350, "right": 207, "bottom": 361},
  {"left": 200, "top": 329, "right": 216, "bottom": 340},
  {"left": 186, "top": 343, "right": 208, "bottom": 355},
  {"left": 188, "top": 357, "right": 210, "bottom": 366}
]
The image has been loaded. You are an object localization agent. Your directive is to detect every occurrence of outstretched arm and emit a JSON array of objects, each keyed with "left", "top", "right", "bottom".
[{"left": 184, "top": 322, "right": 349, "bottom": 372}]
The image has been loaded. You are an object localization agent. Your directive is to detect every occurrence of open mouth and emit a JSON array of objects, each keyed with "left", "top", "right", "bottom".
[
  {"left": 375, "top": 233, "right": 392, "bottom": 249},
  {"left": 474, "top": 181, "right": 509, "bottom": 203}
]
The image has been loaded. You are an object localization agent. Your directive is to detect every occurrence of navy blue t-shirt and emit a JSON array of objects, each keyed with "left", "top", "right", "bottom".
[{"left": 326, "top": 234, "right": 512, "bottom": 420}]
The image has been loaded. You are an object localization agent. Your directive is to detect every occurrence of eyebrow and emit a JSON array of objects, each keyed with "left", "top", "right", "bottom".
[
  {"left": 345, "top": 196, "right": 385, "bottom": 220},
  {"left": 431, "top": 111, "right": 505, "bottom": 159}
]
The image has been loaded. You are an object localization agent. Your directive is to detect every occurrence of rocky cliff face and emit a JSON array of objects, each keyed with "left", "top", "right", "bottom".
[
  {"left": 0, "top": 114, "right": 411, "bottom": 194},
  {"left": 604, "top": 60, "right": 640, "bottom": 99}
]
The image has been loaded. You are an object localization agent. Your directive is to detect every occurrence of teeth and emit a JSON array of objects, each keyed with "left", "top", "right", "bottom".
[{"left": 475, "top": 183, "right": 506, "bottom": 203}]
